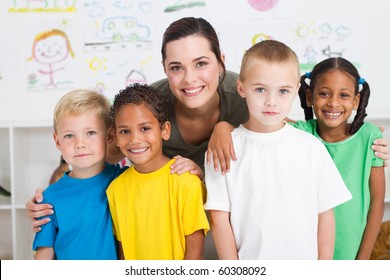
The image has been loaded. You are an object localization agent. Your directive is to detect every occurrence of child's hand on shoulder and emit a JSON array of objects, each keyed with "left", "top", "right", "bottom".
[
  {"left": 373, "top": 126, "right": 388, "bottom": 167},
  {"left": 170, "top": 155, "right": 204, "bottom": 181}
]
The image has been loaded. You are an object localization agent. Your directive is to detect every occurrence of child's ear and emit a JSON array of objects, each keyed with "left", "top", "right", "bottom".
[
  {"left": 115, "top": 130, "right": 120, "bottom": 147},
  {"left": 353, "top": 93, "right": 361, "bottom": 110},
  {"left": 110, "top": 128, "right": 120, "bottom": 147},
  {"left": 306, "top": 89, "right": 313, "bottom": 107},
  {"left": 107, "top": 126, "right": 115, "bottom": 142},
  {"left": 162, "top": 121, "right": 171, "bottom": 140},
  {"left": 237, "top": 79, "right": 246, "bottom": 98},
  {"left": 53, "top": 132, "right": 61, "bottom": 150}
]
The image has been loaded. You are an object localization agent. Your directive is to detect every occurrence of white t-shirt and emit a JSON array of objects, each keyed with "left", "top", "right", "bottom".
[{"left": 205, "top": 124, "right": 352, "bottom": 260}]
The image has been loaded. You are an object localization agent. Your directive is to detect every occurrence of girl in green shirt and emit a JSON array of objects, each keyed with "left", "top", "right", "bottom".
[{"left": 296, "top": 57, "right": 385, "bottom": 259}]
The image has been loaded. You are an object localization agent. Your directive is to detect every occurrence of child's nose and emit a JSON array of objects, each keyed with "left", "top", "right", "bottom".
[
  {"left": 265, "top": 92, "right": 277, "bottom": 106},
  {"left": 74, "top": 137, "right": 85, "bottom": 149},
  {"left": 328, "top": 95, "right": 338, "bottom": 107},
  {"left": 129, "top": 131, "right": 140, "bottom": 144}
]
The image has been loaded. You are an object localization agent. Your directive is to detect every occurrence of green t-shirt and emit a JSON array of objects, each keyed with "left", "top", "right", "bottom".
[
  {"left": 151, "top": 71, "right": 248, "bottom": 171},
  {"left": 292, "top": 120, "right": 384, "bottom": 259}
]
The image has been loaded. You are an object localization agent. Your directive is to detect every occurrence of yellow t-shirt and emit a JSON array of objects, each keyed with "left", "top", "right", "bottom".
[{"left": 106, "top": 159, "right": 209, "bottom": 260}]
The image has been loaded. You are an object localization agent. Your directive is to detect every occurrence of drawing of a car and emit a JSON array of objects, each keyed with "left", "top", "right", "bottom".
[{"left": 98, "top": 16, "right": 150, "bottom": 43}]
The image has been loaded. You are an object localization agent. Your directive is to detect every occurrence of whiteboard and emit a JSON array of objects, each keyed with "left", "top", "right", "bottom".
[{"left": 0, "top": 0, "right": 389, "bottom": 124}]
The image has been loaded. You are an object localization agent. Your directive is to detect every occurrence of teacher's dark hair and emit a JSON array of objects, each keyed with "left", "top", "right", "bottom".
[{"left": 161, "top": 17, "right": 226, "bottom": 82}]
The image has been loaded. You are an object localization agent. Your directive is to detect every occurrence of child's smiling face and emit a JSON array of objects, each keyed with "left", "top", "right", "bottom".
[
  {"left": 307, "top": 69, "right": 360, "bottom": 136},
  {"left": 114, "top": 103, "right": 171, "bottom": 173}
]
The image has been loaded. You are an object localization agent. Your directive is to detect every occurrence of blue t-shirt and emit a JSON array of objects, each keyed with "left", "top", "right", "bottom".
[{"left": 32, "top": 163, "right": 125, "bottom": 260}]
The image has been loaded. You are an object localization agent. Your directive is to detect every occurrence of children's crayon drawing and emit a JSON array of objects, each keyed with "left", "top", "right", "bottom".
[
  {"left": 83, "top": 51, "right": 162, "bottom": 99},
  {"left": 83, "top": 0, "right": 155, "bottom": 51},
  {"left": 27, "top": 27, "right": 76, "bottom": 90},
  {"left": 247, "top": 0, "right": 279, "bottom": 11},
  {"left": 291, "top": 20, "right": 362, "bottom": 71},
  {"left": 160, "top": 0, "right": 218, "bottom": 24},
  {"left": 9, "top": 0, "right": 77, "bottom": 13},
  {"left": 221, "top": 0, "right": 290, "bottom": 20},
  {"left": 163, "top": 1, "right": 206, "bottom": 13},
  {"left": 223, "top": 19, "right": 291, "bottom": 71}
]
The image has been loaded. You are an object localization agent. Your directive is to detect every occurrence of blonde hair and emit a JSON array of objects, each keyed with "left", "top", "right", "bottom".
[
  {"left": 53, "top": 89, "right": 111, "bottom": 133},
  {"left": 239, "top": 40, "right": 300, "bottom": 82}
]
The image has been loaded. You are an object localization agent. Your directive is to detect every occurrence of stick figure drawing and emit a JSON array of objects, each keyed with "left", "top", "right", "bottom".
[{"left": 28, "top": 29, "right": 75, "bottom": 90}]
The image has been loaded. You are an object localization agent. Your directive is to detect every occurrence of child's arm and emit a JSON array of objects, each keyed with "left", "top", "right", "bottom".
[
  {"left": 35, "top": 247, "right": 55, "bottom": 260},
  {"left": 169, "top": 155, "right": 204, "bottom": 181},
  {"left": 205, "top": 119, "right": 390, "bottom": 174},
  {"left": 372, "top": 138, "right": 389, "bottom": 167},
  {"left": 209, "top": 210, "right": 238, "bottom": 260},
  {"left": 317, "top": 209, "right": 335, "bottom": 260},
  {"left": 356, "top": 166, "right": 385, "bottom": 260},
  {"left": 206, "top": 121, "right": 236, "bottom": 175},
  {"left": 25, "top": 189, "right": 53, "bottom": 232},
  {"left": 184, "top": 230, "right": 205, "bottom": 260}
]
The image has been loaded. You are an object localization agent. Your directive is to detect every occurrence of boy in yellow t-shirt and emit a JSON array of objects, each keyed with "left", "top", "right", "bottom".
[{"left": 106, "top": 83, "right": 209, "bottom": 260}]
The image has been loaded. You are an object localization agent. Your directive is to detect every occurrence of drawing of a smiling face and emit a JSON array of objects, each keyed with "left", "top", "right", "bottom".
[{"left": 34, "top": 35, "right": 69, "bottom": 65}]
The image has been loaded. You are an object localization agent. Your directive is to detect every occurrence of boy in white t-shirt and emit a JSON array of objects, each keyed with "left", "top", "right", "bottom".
[{"left": 204, "top": 40, "right": 352, "bottom": 260}]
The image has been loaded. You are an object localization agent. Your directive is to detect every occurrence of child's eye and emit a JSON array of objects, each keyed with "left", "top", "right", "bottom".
[
  {"left": 279, "top": 89, "right": 289, "bottom": 95},
  {"left": 318, "top": 91, "right": 329, "bottom": 97},
  {"left": 87, "top": 131, "right": 97, "bottom": 136},
  {"left": 64, "top": 134, "right": 73, "bottom": 139},
  {"left": 255, "top": 87, "right": 266, "bottom": 93},
  {"left": 141, "top": 127, "right": 151, "bottom": 132},
  {"left": 340, "top": 92, "right": 351, "bottom": 98},
  {"left": 118, "top": 129, "right": 129, "bottom": 134}
]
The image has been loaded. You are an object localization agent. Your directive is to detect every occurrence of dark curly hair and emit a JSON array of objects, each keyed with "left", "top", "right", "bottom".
[
  {"left": 298, "top": 57, "right": 370, "bottom": 135},
  {"left": 110, "top": 83, "right": 168, "bottom": 128}
]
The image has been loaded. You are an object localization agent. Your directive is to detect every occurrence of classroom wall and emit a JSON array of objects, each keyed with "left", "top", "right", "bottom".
[
  {"left": 1, "top": 0, "right": 390, "bottom": 123},
  {"left": 0, "top": 0, "right": 389, "bottom": 203}
]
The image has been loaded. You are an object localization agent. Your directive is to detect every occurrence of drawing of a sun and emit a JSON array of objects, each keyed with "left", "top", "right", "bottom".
[
  {"left": 252, "top": 33, "right": 273, "bottom": 45},
  {"left": 86, "top": 56, "right": 108, "bottom": 75},
  {"left": 294, "top": 23, "right": 316, "bottom": 41}
]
